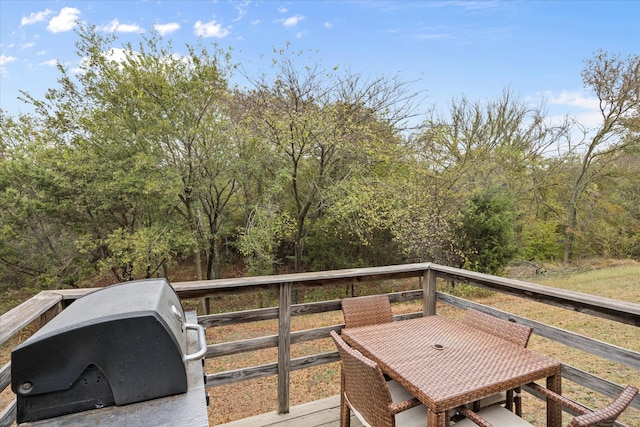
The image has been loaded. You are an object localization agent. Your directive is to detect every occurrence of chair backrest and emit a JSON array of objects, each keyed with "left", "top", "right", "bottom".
[
  {"left": 330, "top": 330, "right": 395, "bottom": 427},
  {"left": 341, "top": 295, "right": 394, "bottom": 328},
  {"left": 568, "top": 385, "right": 638, "bottom": 427},
  {"left": 463, "top": 309, "right": 533, "bottom": 347}
]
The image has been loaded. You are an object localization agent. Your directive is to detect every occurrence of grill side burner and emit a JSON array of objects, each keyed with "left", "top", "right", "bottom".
[{"left": 11, "top": 279, "right": 204, "bottom": 424}]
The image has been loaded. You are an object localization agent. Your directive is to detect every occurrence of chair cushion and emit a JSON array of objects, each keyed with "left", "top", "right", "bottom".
[
  {"left": 388, "top": 380, "right": 416, "bottom": 403},
  {"left": 389, "top": 381, "right": 428, "bottom": 427},
  {"left": 395, "top": 403, "right": 429, "bottom": 427},
  {"left": 349, "top": 380, "right": 428, "bottom": 427},
  {"left": 453, "top": 405, "right": 533, "bottom": 426},
  {"left": 347, "top": 401, "right": 373, "bottom": 427}
]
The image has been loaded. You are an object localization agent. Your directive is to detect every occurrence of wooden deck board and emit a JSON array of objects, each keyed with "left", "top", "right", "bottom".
[{"left": 214, "top": 395, "right": 364, "bottom": 427}]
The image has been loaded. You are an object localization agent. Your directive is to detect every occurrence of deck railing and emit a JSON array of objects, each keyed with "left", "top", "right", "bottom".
[{"left": 1, "top": 262, "right": 639, "bottom": 426}]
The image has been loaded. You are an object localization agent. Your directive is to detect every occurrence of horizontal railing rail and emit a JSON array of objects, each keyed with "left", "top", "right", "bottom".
[{"left": 1, "top": 263, "right": 639, "bottom": 426}]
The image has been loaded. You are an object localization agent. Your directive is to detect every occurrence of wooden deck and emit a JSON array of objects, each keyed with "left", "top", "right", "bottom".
[
  {"left": 2, "top": 264, "right": 638, "bottom": 427},
  {"left": 215, "top": 395, "right": 364, "bottom": 427}
]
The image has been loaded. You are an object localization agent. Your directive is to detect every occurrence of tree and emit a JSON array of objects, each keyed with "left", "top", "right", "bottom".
[
  {"left": 455, "top": 188, "right": 518, "bottom": 275},
  {"left": 612, "top": 146, "right": 640, "bottom": 258},
  {"left": 0, "top": 113, "right": 88, "bottom": 288},
  {"left": 563, "top": 50, "right": 640, "bottom": 262},
  {"left": 91, "top": 31, "right": 239, "bottom": 280},
  {"left": 409, "top": 89, "right": 571, "bottom": 265},
  {"left": 572, "top": 144, "right": 640, "bottom": 259},
  {"left": 11, "top": 26, "right": 242, "bottom": 282},
  {"left": 91, "top": 28, "right": 239, "bottom": 279},
  {"left": 418, "top": 89, "right": 571, "bottom": 200},
  {"left": 236, "top": 201, "right": 295, "bottom": 275},
  {"left": 237, "top": 48, "right": 420, "bottom": 272}
]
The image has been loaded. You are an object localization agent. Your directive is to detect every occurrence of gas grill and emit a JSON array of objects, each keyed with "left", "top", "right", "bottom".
[{"left": 11, "top": 279, "right": 208, "bottom": 425}]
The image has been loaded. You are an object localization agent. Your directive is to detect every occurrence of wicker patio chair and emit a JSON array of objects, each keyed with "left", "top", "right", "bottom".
[
  {"left": 463, "top": 309, "right": 533, "bottom": 416},
  {"left": 330, "top": 330, "right": 428, "bottom": 427},
  {"left": 341, "top": 295, "right": 394, "bottom": 329},
  {"left": 453, "top": 383, "right": 638, "bottom": 427}
]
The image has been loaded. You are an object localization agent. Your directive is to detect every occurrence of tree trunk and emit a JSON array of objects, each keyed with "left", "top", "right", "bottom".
[
  {"left": 207, "top": 236, "right": 222, "bottom": 280},
  {"left": 294, "top": 239, "right": 303, "bottom": 273},
  {"left": 563, "top": 186, "right": 583, "bottom": 264},
  {"left": 195, "top": 252, "right": 203, "bottom": 280},
  {"left": 563, "top": 202, "right": 577, "bottom": 263}
]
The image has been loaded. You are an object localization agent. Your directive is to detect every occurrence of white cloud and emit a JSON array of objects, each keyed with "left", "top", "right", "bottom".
[
  {"left": 154, "top": 22, "right": 181, "bottom": 36},
  {"left": 39, "top": 59, "right": 58, "bottom": 67},
  {"left": 543, "top": 90, "right": 603, "bottom": 131},
  {"left": 47, "top": 7, "right": 81, "bottom": 33},
  {"left": 101, "top": 19, "right": 144, "bottom": 34},
  {"left": 194, "top": 20, "right": 231, "bottom": 38},
  {"left": 324, "top": 22, "right": 333, "bottom": 29},
  {"left": 413, "top": 32, "right": 454, "bottom": 40},
  {"left": 283, "top": 15, "right": 304, "bottom": 28},
  {"left": 547, "top": 90, "right": 598, "bottom": 110},
  {"left": 0, "top": 55, "right": 17, "bottom": 66},
  {"left": 278, "top": 7, "right": 288, "bottom": 13},
  {"left": 1, "top": 55, "right": 17, "bottom": 74},
  {"left": 117, "top": 23, "right": 144, "bottom": 33},
  {"left": 21, "top": 9, "right": 53, "bottom": 27}
]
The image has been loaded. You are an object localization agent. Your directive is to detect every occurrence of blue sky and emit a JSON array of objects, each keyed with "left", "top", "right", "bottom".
[{"left": 1, "top": 1, "right": 639, "bottom": 129}]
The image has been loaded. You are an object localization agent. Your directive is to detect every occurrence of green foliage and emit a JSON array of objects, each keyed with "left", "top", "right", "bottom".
[
  {"left": 572, "top": 181, "right": 640, "bottom": 259},
  {"left": 411, "top": 89, "right": 574, "bottom": 268},
  {"left": 0, "top": 114, "right": 89, "bottom": 288},
  {"left": 304, "top": 216, "right": 402, "bottom": 271},
  {"left": 92, "top": 225, "right": 194, "bottom": 280},
  {"left": 456, "top": 188, "right": 518, "bottom": 275},
  {"left": 237, "top": 48, "right": 419, "bottom": 272},
  {"left": 519, "top": 216, "right": 564, "bottom": 261},
  {"left": 1, "top": 26, "right": 240, "bottom": 286},
  {"left": 2, "top": 38, "right": 639, "bottom": 294},
  {"left": 438, "top": 281, "right": 494, "bottom": 299},
  {"left": 236, "top": 203, "right": 296, "bottom": 275},
  {"left": 563, "top": 50, "right": 640, "bottom": 262}
]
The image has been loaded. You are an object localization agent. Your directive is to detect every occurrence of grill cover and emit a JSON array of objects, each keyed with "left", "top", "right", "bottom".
[{"left": 11, "top": 279, "right": 190, "bottom": 423}]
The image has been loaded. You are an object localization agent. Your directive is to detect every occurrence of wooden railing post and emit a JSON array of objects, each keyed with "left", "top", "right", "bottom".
[
  {"left": 39, "top": 301, "right": 64, "bottom": 329},
  {"left": 277, "top": 282, "right": 292, "bottom": 414},
  {"left": 423, "top": 268, "right": 437, "bottom": 316}
]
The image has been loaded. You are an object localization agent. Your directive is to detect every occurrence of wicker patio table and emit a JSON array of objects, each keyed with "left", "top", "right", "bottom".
[{"left": 340, "top": 315, "right": 562, "bottom": 427}]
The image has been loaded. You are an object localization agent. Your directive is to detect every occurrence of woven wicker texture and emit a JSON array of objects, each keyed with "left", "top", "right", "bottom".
[
  {"left": 463, "top": 309, "right": 533, "bottom": 347},
  {"left": 463, "top": 309, "right": 534, "bottom": 416},
  {"left": 456, "top": 383, "right": 638, "bottom": 427},
  {"left": 342, "top": 295, "right": 394, "bottom": 328},
  {"left": 530, "top": 382, "right": 638, "bottom": 427},
  {"left": 569, "top": 385, "right": 638, "bottom": 427},
  {"left": 330, "top": 330, "right": 424, "bottom": 427},
  {"left": 341, "top": 316, "right": 562, "bottom": 427}
]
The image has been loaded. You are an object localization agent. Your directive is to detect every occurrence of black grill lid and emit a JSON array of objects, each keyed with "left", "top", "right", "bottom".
[{"left": 11, "top": 279, "right": 191, "bottom": 422}]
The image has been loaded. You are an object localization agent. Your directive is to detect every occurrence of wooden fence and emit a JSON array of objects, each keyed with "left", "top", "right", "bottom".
[{"left": 1, "top": 263, "right": 639, "bottom": 426}]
